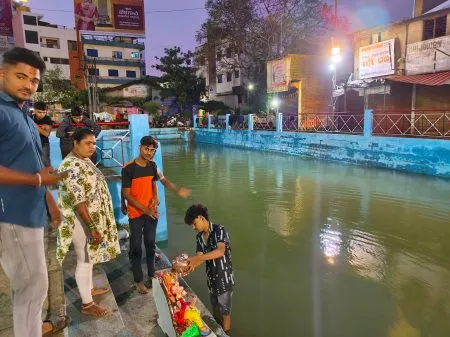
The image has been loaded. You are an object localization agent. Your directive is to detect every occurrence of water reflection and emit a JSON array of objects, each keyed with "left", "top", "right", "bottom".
[{"left": 162, "top": 142, "right": 450, "bottom": 337}]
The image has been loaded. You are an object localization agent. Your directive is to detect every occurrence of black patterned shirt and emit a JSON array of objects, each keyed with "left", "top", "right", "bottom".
[{"left": 196, "top": 222, "right": 235, "bottom": 295}]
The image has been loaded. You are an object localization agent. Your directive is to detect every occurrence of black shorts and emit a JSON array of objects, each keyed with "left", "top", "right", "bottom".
[{"left": 210, "top": 290, "right": 233, "bottom": 315}]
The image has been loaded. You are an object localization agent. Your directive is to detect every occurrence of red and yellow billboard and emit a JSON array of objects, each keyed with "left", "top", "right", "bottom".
[
  {"left": 74, "top": 0, "right": 145, "bottom": 35},
  {"left": 0, "top": 0, "right": 13, "bottom": 37}
]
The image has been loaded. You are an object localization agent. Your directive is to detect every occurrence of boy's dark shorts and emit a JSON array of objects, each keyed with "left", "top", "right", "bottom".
[{"left": 210, "top": 290, "right": 233, "bottom": 315}]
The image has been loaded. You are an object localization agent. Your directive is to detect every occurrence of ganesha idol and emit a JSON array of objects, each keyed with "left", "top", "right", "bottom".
[{"left": 160, "top": 271, "right": 212, "bottom": 337}]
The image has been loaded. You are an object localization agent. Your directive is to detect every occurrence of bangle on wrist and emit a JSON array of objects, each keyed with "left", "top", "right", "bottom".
[{"left": 35, "top": 173, "right": 42, "bottom": 187}]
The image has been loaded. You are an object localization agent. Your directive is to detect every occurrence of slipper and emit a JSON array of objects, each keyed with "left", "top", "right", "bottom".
[
  {"left": 42, "top": 315, "right": 71, "bottom": 336},
  {"left": 91, "top": 287, "right": 110, "bottom": 296}
]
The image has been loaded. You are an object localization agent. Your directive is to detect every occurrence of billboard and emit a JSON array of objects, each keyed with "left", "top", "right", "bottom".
[
  {"left": 406, "top": 35, "right": 450, "bottom": 75},
  {"left": 359, "top": 39, "right": 395, "bottom": 79},
  {"left": 0, "top": 0, "right": 13, "bottom": 37},
  {"left": 267, "top": 58, "right": 291, "bottom": 93},
  {"left": 74, "top": 0, "right": 145, "bottom": 35}
]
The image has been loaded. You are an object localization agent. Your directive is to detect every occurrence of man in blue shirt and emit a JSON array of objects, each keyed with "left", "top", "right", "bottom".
[{"left": 0, "top": 47, "right": 66, "bottom": 337}]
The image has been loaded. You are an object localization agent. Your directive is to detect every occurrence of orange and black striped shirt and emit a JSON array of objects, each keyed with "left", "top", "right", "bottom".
[{"left": 121, "top": 160, "right": 159, "bottom": 219}]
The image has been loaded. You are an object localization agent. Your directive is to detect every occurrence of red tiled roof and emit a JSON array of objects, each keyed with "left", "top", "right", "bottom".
[{"left": 388, "top": 71, "right": 450, "bottom": 86}]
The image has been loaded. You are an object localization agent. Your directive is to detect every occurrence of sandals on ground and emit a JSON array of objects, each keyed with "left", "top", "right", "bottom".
[
  {"left": 81, "top": 302, "right": 112, "bottom": 317},
  {"left": 42, "top": 315, "right": 71, "bottom": 336}
]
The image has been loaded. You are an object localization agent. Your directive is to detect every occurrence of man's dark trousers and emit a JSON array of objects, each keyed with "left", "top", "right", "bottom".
[{"left": 129, "top": 214, "right": 157, "bottom": 283}]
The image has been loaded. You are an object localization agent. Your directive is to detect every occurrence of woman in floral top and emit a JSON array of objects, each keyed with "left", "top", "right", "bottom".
[{"left": 57, "top": 127, "right": 120, "bottom": 317}]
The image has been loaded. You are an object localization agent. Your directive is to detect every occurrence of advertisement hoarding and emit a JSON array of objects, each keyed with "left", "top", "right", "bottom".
[
  {"left": 406, "top": 35, "right": 450, "bottom": 75},
  {"left": 0, "top": 0, "right": 13, "bottom": 37},
  {"left": 359, "top": 39, "right": 395, "bottom": 79},
  {"left": 74, "top": 0, "right": 145, "bottom": 35},
  {"left": 267, "top": 58, "right": 290, "bottom": 93}
]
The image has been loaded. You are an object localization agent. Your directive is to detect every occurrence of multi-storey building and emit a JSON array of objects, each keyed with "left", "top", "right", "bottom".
[
  {"left": 12, "top": 8, "right": 77, "bottom": 79},
  {"left": 197, "top": 43, "right": 248, "bottom": 111},
  {"left": 81, "top": 33, "right": 146, "bottom": 89},
  {"left": 352, "top": 0, "right": 450, "bottom": 111}
]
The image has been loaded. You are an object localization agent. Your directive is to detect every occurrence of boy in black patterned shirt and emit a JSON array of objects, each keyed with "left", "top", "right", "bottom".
[{"left": 185, "top": 204, "right": 234, "bottom": 335}]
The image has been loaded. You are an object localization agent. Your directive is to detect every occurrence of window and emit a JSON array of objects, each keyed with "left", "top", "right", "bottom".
[
  {"left": 86, "top": 49, "right": 98, "bottom": 57},
  {"left": 130, "top": 51, "right": 140, "bottom": 59},
  {"left": 226, "top": 72, "right": 232, "bottom": 82},
  {"left": 68, "top": 40, "right": 77, "bottom": 51},
  {"left": 43, "top": 57, "right": 48, "bottom": 62},
  {"left": 45, "top": 38, "right": 59, "bottom": 49},
  {"left": 370, "top": 32, "right": 382, "bottom": 44},
  {"left": 23, "top": 15, "right": 37, "bottom": 26},
  {"left": 234, "top": 70, "right": 240, "bottom": 79},
  {"left": 217, "top": 74, "right": 223, "bottom": 83},
  {"left": 49, "top": 58, "right": 59, "bottom": 64},
  {"left": 60, "top": 59, "right": 69, "bottom": 65},
  {"left": 126, "top": 70, "right": 136, "bottom": 78},
  {"left": 423, "top": 16, "right": 447, "bottom": 40},
  {"left": 108, "top": 69, "right": 119, "bottom": 77},
  {"left": 112, "top": 51, "right": 123, "bottom": 59},
  {"left": 25, "top": 30, "right": 39, "bottom": 44}
]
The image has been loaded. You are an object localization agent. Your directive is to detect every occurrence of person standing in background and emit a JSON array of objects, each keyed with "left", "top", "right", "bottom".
[
  {"left": 32, "top": 101, "right": 53, "bottom": 167},
  {"left": 56, "top": 106, "right": 101, "bottom": 162}
]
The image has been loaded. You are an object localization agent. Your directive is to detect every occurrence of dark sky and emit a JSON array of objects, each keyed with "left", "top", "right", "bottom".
[{"left": 27, "top": 0, "right": 415, "bottom": 75}]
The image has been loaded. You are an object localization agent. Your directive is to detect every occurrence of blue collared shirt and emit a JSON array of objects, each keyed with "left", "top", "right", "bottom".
[{"left": 0, "top": 92, "right": 47, "bottom": 228}]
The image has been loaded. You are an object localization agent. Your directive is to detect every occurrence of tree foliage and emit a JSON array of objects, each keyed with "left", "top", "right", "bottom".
[
  {"left": 34, "top": 66, "right": 81, "bottom": 108},
  {"left": 196, "top": 0, "right": 328, "bottom": 109},
  {"left": 152, "top": 46, "right": 205, "bottom": 114}
]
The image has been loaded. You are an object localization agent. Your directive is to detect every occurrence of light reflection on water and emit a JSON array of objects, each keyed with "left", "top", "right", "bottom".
[{"left": 162, "top": 141, "right": 450, "bottom": 337}]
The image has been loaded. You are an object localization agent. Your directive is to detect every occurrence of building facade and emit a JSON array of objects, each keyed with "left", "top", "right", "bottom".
[
  {"left": 81, "top": 34, "right": 146, "bottom": 89},
  {"left": 352, "top": 2, "right": 450, "bottom": 111},
  {"left": 12, "top": 9, "right": 76, "bottom": 79},
  {"left": 197, "top": 43, "right": 247, "bottom": 111}
]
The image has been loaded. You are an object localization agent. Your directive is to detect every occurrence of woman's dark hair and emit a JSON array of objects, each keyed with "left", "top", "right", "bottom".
[
  {"left": 72, "top": 128, "right": 95, "bottom": 143},
  {"left": 140, "top": 136, "right": 158, "bottom": 149},
  {"left": 184, "top": 204, "right": 209, "bottom": 225},
  {"left": 2, "top": 47, "right": 46, "bottom": 74}
]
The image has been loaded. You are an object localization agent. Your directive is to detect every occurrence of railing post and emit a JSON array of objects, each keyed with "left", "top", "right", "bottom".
[
  {"left": 208, "top": 115, "right": 212, "bottom": 129},
  {"left": 226, "top": 113, "right": 230, "bottom": 130},
  {"left": 364, "top": 109, "right": 373, "bottom": 138},
  {"left": 276, "top": 113, "right": 283, "bottom": 132},
  {"left": 248, "top": 114, "right": 254, "bottom": 132},
  {"left": 193, "top": 114, "right": 198, "bottom": 128}
]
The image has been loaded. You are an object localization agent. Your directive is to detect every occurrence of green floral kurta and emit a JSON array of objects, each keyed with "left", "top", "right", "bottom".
[{"left": 57, "top": 153, "right": 120, "bottom": 264}]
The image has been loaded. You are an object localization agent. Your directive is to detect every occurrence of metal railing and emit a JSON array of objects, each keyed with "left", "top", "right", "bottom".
[
  {"left": 253, "top": 115, "right": 276, "bottom": 131},
  {"left": 95, "top": 130, "right": 130, "bottom": 168},
  {"left": 282, "top": 112, "right": 364, "bottom": 134},
  {"left": 230, "top": 115, "right": 247, "bottom": 130},
  {"left": 372, "top": 110, "right": 450, "bottom": 138}
]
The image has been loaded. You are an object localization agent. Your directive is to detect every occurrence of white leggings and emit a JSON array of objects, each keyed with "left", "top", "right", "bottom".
[{"left": 72, "top": 217, "right": 94, "bottom": 304}]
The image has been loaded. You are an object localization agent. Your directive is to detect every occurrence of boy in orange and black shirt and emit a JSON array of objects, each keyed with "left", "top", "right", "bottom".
[{"left": 121, "top": 136, "right": 160, "bottom": 294}]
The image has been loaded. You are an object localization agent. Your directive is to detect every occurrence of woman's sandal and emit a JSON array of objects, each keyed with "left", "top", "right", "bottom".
[
  {"left": 81, "top": 302, "right": 112, "bottom": 317},
  {"left": 42, "top": 315, "right": 71, "bottom": 336},
  {"left": 91, "top": 287, "right": 110, "bottom": 297}
]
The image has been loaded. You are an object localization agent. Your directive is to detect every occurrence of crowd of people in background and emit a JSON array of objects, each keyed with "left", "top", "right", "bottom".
[{"left": 0, "top": 47, "right": 234, "bottom": 337}]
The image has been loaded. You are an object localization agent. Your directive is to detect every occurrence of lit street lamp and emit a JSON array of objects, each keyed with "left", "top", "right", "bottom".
[
  {"left": 271, "top": 97, "right": 280, "bottom": 114},
  {"left": 247, "top": 83, "right": 254, "bottom": 91}
]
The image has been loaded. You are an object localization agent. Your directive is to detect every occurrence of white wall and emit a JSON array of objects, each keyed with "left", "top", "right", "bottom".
[{"left": 14, "top": 12, "right": 76, "bottom": 79}]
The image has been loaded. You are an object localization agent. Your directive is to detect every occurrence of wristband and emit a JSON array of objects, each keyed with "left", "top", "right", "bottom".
[{"left": 35, "top": 173, "right": 42, "bottom": 187}]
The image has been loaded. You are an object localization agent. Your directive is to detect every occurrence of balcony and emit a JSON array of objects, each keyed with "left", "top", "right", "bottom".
[
  {"left": 81, "top": 37, "right": 145, "bottom": 50},
  {"left": 96, "top": 76, "right": 139, "bottom": 85},
  {"left": 40, "top": 43, "right": 60, "bottom": 49},
  {"left": 85, "top": 56, "right": 145, "bottom": 68}
]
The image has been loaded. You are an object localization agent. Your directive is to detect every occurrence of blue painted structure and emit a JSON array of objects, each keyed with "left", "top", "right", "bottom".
[
  {"left": 193, "top": 110, "right": 450, "bottom": 178},
  {"left": 48, "top": 115, "right": 169, "bottom": 242}
]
